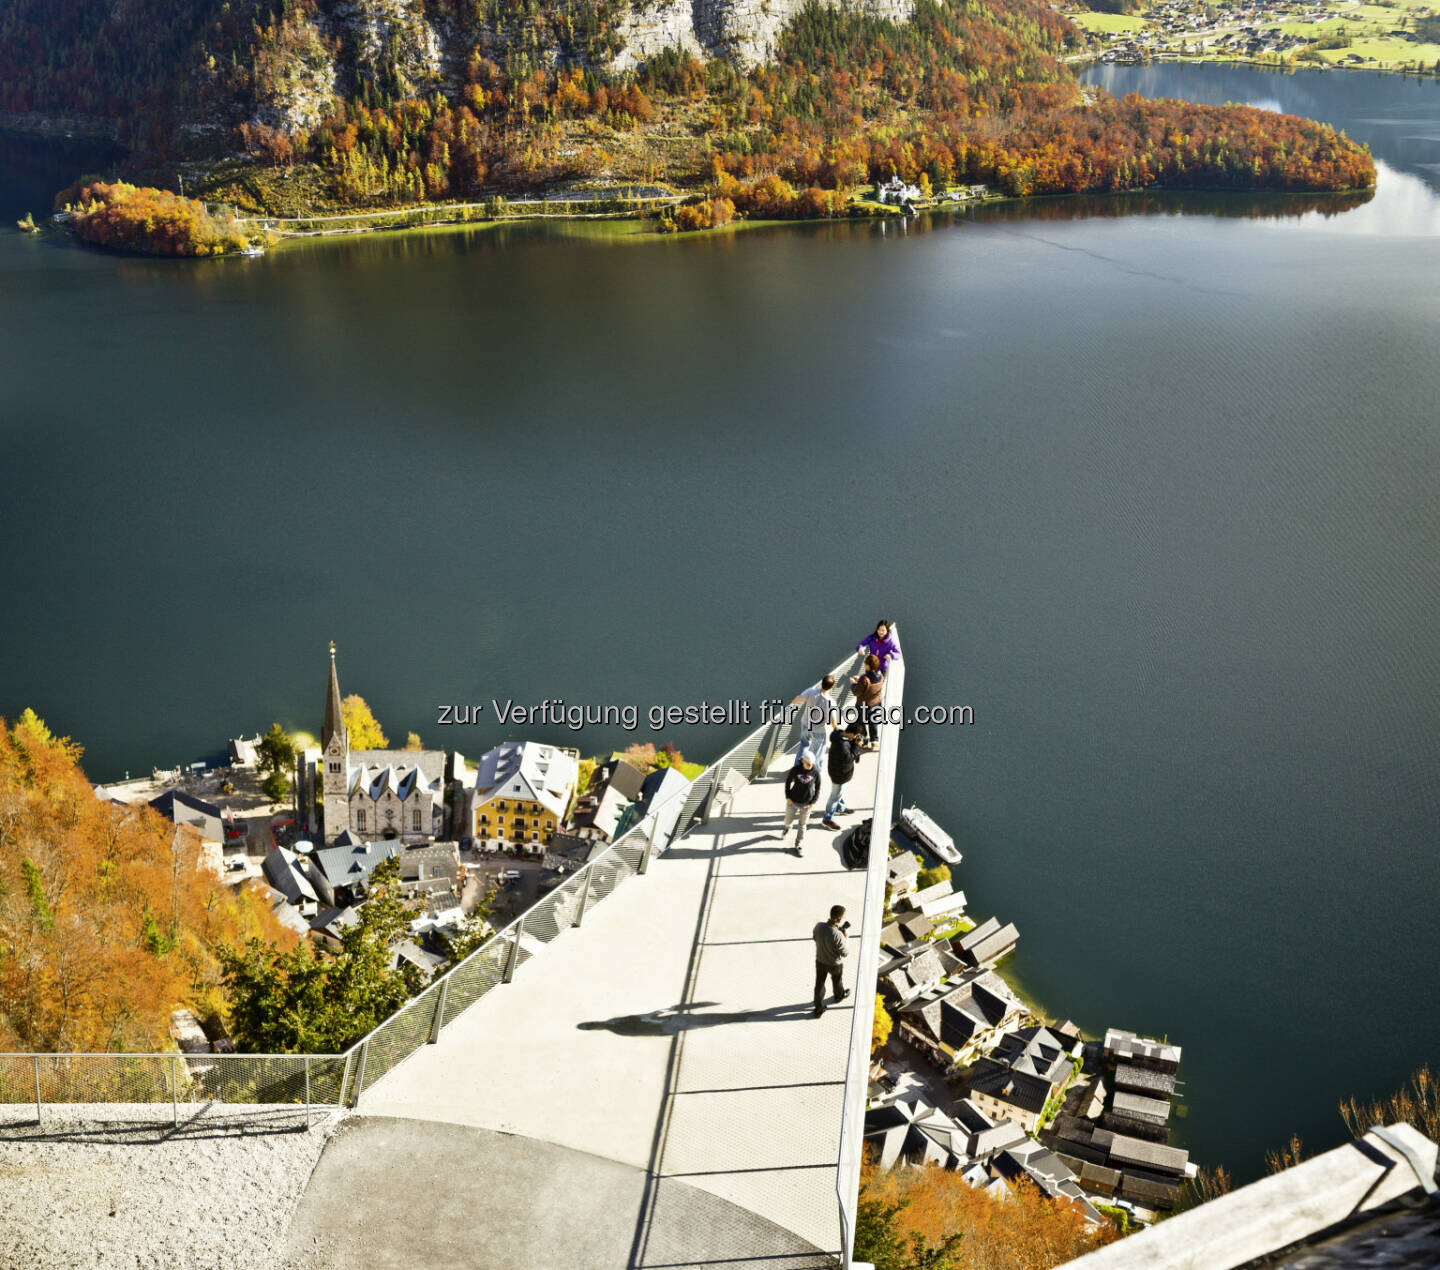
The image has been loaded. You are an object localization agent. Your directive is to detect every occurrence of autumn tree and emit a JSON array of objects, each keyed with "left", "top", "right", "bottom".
[
  {"left": 873, "top": 995, "right": 894, "bottom": 1052},
  {"left": 404, "top": 731, "right": 424, "bottom": 751},
  {"left": 0, "top": 712, "right": 297, "bottom": 1052},
  {"left": 342, "top": 694, "right": 389, "bottom": 749},
  {"left": 860, "top": 1159, "right": 1121, "bottom": 1269}
]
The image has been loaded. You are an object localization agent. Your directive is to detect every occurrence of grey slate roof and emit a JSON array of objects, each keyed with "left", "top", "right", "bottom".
[
  {"left": 309, "top": 905, "right": 360, "bottom": 941},
  {"left": 1109, "top": 1090, "right": 1172, "bottom": 1124},
  {"left": 591, "top": 758, "right": 645, "bottom": 802},
  {"left": 957, "top": 915, "right": 1019, "bottom": 966},
  {"left": 1091, "top": 1128, "right": 1188, "bottom": 1175},
  {"left": 993, "top": 1026, "right": 1073, "bottom": 1084},
  {"left": 1114, "top": 1062, "right": 1177, "bottom": 1097},
  {"left": 263, "top": 847, "right": 318, "bottom": 905},
  {"left": 149, "top": 790, "right": 225, "bottom": 844},
  {"left": 311, "top": 840, "right": 403, "bottom": 891},
  {"left": 966, "top": 1058, "right": 1053, "bottom": 1116}
]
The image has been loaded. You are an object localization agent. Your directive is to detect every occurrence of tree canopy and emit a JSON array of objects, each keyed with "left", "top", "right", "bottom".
[
  {"left": 342, "top": 694, "right": 388, "bottom": 750},
  {"left": 220, "top": 856, "right": 413, "bottom": 1052},
  {"left": 0, "top": 712, "right": 295, "bottom": 1051}
]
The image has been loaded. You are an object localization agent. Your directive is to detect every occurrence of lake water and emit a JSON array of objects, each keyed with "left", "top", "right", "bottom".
[{"left": 2, "top": 63, "right": 1437, "bottom": 1181}]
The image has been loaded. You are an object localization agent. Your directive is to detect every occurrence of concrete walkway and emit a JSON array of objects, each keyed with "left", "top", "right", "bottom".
[{"left": 296, "top": 745, "right": 888, "bottom": 1269}]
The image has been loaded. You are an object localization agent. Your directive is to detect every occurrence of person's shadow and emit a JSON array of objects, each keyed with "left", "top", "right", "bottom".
[{"left": 577, "top": 1001, "right": 825, "bottom": 1035}]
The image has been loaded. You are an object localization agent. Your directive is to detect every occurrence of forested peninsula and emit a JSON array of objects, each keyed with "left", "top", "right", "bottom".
[{"left": 1, "top": 0, "right": 1375, "bottom": 250}]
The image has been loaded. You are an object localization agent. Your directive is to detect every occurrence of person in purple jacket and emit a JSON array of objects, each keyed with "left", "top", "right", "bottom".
[{"left": 857, "top": 619, "right": 900, "bottom": 669}]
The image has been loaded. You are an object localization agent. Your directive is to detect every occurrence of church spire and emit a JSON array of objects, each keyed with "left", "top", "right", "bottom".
[{"left": 322, "top": 640, "right": 346, "bottom": 750}]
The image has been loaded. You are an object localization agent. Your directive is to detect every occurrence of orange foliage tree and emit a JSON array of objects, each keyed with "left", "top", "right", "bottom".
[
  {"left": 0, "top": 711, "right": 298, "bottom": 1052},
  {"left": 62, "top": 181, "right": 253, "bottom": 257},
  {"left": 859, "top": 1157, "right": 1122, "bottom": 1269}
]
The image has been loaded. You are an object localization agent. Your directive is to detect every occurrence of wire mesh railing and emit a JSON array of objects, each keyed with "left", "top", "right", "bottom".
[
  {"left": 0, "top": 1052, "right": 348, "bottom": 1128},
  {"left": 2, "top": 647, "right": 873, "bottom": 1131},
  {"left": 835, "top": 629, "right": 904, "bottom": 1268}
]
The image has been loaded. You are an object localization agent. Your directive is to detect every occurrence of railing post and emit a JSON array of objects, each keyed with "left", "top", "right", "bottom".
[
  {"left": 573, "top": 865, "right": 593, "bottom": 928},
  {"left": 339, "top": 1048, "right": 355, "bottom": 1109},
  {"left": 503, "top": 915, "right": 525, "bottom": 983},
  {"left": 33, "top": 1054, "right": 41, "bottom": 1125},
  {"left": 304, "top": 1055, "right": 312, "bottom": 1128},
  {"left": 639, "top": 805, "right": 662, "bottom": 875},
  {"left": 700, "top": 765, "right": 724, "bottom": 826},
  {"left": 428, "top": 977, "right": 449, "bottom": 1045},
  {"left": 170, "top": 1055, "right": 179, "bottom": 1129},
  {"left": 352, "top": 1040, "right": 369, "bottom": 1109}
]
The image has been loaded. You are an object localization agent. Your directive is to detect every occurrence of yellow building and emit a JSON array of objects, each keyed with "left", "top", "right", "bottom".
[{"left": 463, "top": 740, "right": 579, "bottom": 851}]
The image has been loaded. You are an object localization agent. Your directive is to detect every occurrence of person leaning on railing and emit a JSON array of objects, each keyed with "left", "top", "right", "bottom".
[
  {"left": 856, "top": 618, "right": 900, "bottom": 670},
  {"left": 849, "top": 654, "right": 885, "bottom": 752}
]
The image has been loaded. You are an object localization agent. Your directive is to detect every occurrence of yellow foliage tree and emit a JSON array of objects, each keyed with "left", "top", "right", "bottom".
[
  {"left": 873, "top": 995, "right": 893, "bottom": 1053},
  {"left": 342, "top": 695, "right": 388, "bottom": 749}
]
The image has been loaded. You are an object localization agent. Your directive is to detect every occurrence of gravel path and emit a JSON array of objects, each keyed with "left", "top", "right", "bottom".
[{"left": 0, "top": 1105, "right": 341, "bottom": 1270}]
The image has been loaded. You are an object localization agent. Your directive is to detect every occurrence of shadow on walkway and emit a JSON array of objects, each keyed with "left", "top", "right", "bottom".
[{"left": 579, "top": 1000, "right": 835, "bottom": 1036}]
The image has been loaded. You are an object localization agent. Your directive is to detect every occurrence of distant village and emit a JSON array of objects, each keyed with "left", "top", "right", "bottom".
[
  {"left": 865, "top": 842, "right": 1191, "bottom": 1228},
  {"left": 1081, "top": 0, "right": 1440, "bottom": 69},
  {"left": 92, "top": 648, "right": 694, "bottom": 1052}
]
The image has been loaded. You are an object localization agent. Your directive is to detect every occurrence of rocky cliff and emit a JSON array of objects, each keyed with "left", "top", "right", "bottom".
[{"left": 613, "top": 0, "right": 913, "bottom": 70}]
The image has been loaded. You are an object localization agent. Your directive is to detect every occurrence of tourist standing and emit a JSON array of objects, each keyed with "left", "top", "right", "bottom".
[
  {"left": 782, "top": 755, "right": 821, "bottom": 855},
  {"left": 820, "top": 725, "right": 862, "bottom": 830},
  {"left": 857, "top": 619, "right": 901, "bottom": 670},
  {"left": 849, "top": 654, "right": 885, "bottom": 750},
  {"left": 795, "top": 673, "right": 838, "bottom": 768},
  {"left": 812, "top": 905, "right": 851, "bottom": 1016}
]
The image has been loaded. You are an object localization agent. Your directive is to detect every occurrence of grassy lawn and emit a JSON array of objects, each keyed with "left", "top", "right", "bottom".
[
  {"left": 1071, "top": 10, "right": 1152, "bottom": 32},
  {"left": 1318, "top": 35, "right": 1440, "bottom": 61},
  {"left": 929, "top": 916, "right": 977, "bottom": 941}
]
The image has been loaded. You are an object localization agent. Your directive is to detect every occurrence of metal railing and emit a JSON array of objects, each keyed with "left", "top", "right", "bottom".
[
  {"left": 835, "top": 629, "right": 904, "bottom": 1268},
  {"left": 0, "top": 1052, "right": 347, "bottom": 1127},
  {"left": 2, "top": 647, "right": 869, "bottom": 1128}
]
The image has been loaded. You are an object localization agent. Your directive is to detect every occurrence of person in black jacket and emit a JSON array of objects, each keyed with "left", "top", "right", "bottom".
[
  {"left": 812, "top": 904, "right": 851, "bottom": 1016},
  {"left": 820, "top": 724, "right": 862, "bottom": 830},
  {"left": 781, "top": 755, "right": 821, "bottom": 855}
]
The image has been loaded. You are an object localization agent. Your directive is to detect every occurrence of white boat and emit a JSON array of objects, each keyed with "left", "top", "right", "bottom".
[
  {"left": 895, "top": 805, "right": 961, "bottom": 865},
  {"left": 241, "top": 245, "right": 265, "bottom": 257}
]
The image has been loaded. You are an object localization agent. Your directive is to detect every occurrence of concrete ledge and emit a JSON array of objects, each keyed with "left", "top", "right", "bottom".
[{"left": 1066, "top": 1124, "right": 1440, "bottom": 1270}]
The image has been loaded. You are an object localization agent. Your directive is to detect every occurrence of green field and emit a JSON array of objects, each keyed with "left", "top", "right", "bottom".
[{"left": 1072, "top": 10, "right": 1152, "bottom": 32}]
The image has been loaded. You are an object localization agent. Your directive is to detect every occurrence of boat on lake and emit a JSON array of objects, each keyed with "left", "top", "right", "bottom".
[{"left": 895, "top": 805, "right": 961, "bottom": 865}]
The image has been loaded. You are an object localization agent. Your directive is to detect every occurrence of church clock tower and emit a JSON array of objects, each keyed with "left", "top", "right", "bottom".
[{"left": 321, "top": 641, "right": 350, "bottom": 843}]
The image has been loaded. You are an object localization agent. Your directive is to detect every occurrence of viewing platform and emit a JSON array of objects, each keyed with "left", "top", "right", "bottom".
[{"left": 285, "top": 652, "right": 904, "bottom": 1269}]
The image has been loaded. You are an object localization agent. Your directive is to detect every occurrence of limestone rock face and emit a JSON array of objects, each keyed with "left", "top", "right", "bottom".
[
  {"left": 323, "top": 0, "right": 450, "bottom": 95},
  {"left": 614, "top": 0, "right": 914, "bottom": 70}
]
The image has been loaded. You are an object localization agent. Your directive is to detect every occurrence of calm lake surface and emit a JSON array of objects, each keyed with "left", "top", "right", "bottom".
[{"left": 3, "top": 63, "right": 1438, "bottom": 1181}]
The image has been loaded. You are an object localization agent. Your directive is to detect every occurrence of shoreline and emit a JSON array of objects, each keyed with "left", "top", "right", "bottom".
[{"left": 22, "top": 177, "right": 1374, "bottom": 261}]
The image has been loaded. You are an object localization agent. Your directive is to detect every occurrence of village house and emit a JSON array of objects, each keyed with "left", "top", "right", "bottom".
[
  {"left": 308, "top": 839, "right": 403, "bottom": 907},
  {"left": 887, "top": 851, "right": 921, "bottom": 900},
  {"left": 964, "top": 1025, "right": 1076, "bottom": 1134},
  {"left": 460, "top": 739, "right": 579, "bottom": 851},
  {"left": 897, "top": 969, "right": 1025, "bottom": 1069}
]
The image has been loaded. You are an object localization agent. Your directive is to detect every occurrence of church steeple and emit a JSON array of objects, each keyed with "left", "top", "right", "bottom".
[
  {"left": 320, "top": 640, "right": 351, "bottom": 843},
  {"left": 322, "top": 640, "right": 346, "bottom": 751}
]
